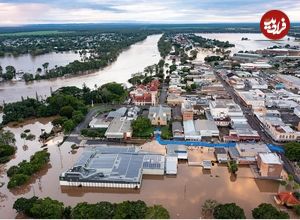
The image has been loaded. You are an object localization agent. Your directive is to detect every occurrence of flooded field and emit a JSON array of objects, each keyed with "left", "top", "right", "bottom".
[{"left": 0, "top": 119, "right": 292, "bottom": 218}]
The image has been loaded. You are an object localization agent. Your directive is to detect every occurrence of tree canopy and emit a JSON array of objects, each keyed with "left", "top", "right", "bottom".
[
  {"left": 252, "top": 203, "right": 289, "bottom": 219},
  {"left": 284, "top": 142, "right": 300, "bottom": 162},
  {"left": 14, "top": 197, "right": 170, "bottom": 219},
  {"left": 213, "top": 203, "right": 246, "bottom": 219}
]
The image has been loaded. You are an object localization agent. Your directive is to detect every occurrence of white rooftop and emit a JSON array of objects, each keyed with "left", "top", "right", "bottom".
[{"left": 258, "top": 153, "right": 282, "bottom": 165}]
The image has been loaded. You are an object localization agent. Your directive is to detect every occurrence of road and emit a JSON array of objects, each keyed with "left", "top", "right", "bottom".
[{"left": 215, "top": 72, "right": 277, "bottom": 145}]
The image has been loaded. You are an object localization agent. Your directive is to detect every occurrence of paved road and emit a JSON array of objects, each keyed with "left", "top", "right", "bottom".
[
  {"left": 215, "top": 72, "right": 278, "bottom": 145},
  {"left": 159, "top": 83, "right": 168, "bottom": 105}
]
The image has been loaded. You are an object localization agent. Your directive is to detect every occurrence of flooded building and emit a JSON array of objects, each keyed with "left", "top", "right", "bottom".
[{"left": 60, "top": 147, "right": 165, "bottom": 189}]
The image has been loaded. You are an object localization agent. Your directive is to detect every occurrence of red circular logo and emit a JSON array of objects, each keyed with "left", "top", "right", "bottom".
[{"left": 260, "top": 10, "right": 290, "bottom": 40}]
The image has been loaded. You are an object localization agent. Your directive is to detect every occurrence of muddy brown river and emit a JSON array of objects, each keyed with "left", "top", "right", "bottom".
[{"left": 0, "top": 118, "right": 296, "bottom": 219}]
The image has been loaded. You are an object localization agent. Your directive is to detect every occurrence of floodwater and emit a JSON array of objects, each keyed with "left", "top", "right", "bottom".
[
  {"left": 0, "top": 52, "right": 82, "bottom": 74},
  {"left": 0, "top": 34, "right": 162, "bottom": 103},
  {"left": 197, "top": 33, "right": 299, "bottom": 54},
  {"left": 0, "top": 118, "right": 291, "bottom": 218}
]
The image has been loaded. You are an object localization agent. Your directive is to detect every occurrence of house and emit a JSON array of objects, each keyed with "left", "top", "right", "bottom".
[
  {"left": 105, "top": 117, "right": 132, "bottom": 139},
  {"left": 172, "top": 122, "right": 184, "bottom": 139},
  {"left": 214, "top": 148, "right": 228, "bottom": 163},
  {"left": 130, "top": 80, "right": 160, "bottom": 106},
  {"left": 276, "top": 74, "right": 300, "bottom": 90},
  {"left": 274, "top": 192, "right": 300, "bottom": 207},
  {"left": 257, "top": 153, "right": 283, "bottom": 179},
  {"left": 148, "top": 105, "right": 171, "bottom": 126}
]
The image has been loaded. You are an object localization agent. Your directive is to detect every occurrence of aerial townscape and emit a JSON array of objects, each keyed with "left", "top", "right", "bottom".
[{"left": 1, "top": 1, "right": 300, "bottom": 219}]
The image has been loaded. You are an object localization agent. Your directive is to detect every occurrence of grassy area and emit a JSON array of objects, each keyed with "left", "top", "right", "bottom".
[
  {"left": 133, "top": 127, "right": 154, "bottom": 139},
  {"left": 0, "top": 30, "right": 72, "bottom": 37},
  {"left": 161, "top": 125, "right": 172, "bottom": 139},
  {"left": 81, "top": 128, "right": 107, "bottom": 138}
]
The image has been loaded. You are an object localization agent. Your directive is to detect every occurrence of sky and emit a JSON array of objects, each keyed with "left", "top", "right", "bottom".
[{"left": 0, "top": 0, "right": 299, "bottom": 25}]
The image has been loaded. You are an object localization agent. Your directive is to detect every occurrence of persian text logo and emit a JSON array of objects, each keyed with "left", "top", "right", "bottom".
[{"left": 260, "top": 10, "right": 290, "bottom": 40}]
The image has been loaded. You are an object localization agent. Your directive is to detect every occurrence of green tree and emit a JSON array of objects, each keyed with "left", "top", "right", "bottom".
[
  {"left": 294, "top": 205, "right": 300, "bottom": 216},
  {"left": 131, "top": 116, "right": 153, "bottom": 138},
  {"left": 0, "top": 130, "right": 16, "bottom": 145},
  {"left": 228, "top": 160, "right": 238, "bottom": 174},
  {"left": 59, "top": 105, "right": 74, "bottom": 118},
  {"left": 7, "top": 173, "right": 30, "bottom": 188},
  {"left": 284, "top": 142, "right": 300, "bottom": 162},
  {"left": 29, "top": 197, "right": 64, "bottom": 219},
  {"left": 63, "top": 119, "right": 75, "bottom": 133},
  {"left": 213, "top": 203, "right": 246, "bottom": 219},
  {"left": 145, "top": 205, "right": 170, "bottom": 219},
  {"left": 71, "top": 202, "right": 115, "bottom": 219},
  {"left": 252, "top": 203, "right": 289, "bottom": 219},
  {"left": 13, "top": 197, "right": 38, "bottom": 214},
  {"left": 114, "top": 200, "right": 147, "bottom": 219}
]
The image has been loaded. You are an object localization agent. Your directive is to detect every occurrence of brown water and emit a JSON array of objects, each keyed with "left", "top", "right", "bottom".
[
  {"left": 0, "top": 34, "right": 162, "bottom": 103},
  {"left": 0, "top": 51, "right": 82, "bottom": 74},
  {"left": 0, "top": 118, "right": 292, "bottom": 218}
]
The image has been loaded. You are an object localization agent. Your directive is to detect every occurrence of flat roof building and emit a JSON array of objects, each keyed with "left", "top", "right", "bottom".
[
  {"left": 105, "top": 117, "right": 132, "bottom": 139},
  {"left": 60, "top": 147, "right": 165, "bottom": 189}
]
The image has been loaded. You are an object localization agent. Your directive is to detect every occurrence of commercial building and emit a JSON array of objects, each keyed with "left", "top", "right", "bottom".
[
  {"left": 105, "top": 117, "right": 132, "bottom": 139},
  {"left": 276, "top": 74, "right": 300, "bottom": 90},
  {"left": 228, "top": 143, "right": 270, "bottom": 164},
  {"left": 166, "top": 156, "right": 178, "bottom": 175},
  {"left": 148, "top": 105, "right": 171, "bottom": 126},
  {"left": 247, "top": 78, "right": 268, "bottom": 89},
  {"left": 237, "top": 90, "right": 265, "bottom": 108},
  {"left": 60, "top": 147, "right": 165, "bottom": 189},
  {"left": 257, "top": 153, "right": 283, "bottom": 179},
  {"left": 194, "top": 120, "right": 219, "bottom": 137},
  {"left": 130, "top": 80, "right": 160, "bottom": 106},
  {"left": 257, "top": 115, "right": 300, "bottom": 142}
]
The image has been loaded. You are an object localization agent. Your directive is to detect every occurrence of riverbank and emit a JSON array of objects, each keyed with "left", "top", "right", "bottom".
[{"left": 0, "top": 34, "right": 162, "bottom": 103}]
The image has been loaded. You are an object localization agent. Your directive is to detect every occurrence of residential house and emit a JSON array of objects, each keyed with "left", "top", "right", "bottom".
[{"left": 148, "top": 105, "right": 171, "bottom": 126}]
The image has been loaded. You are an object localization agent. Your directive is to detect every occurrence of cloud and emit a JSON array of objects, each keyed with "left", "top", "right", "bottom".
[{"left": 0, "top": 0, "right": 299, "bottom": 25}]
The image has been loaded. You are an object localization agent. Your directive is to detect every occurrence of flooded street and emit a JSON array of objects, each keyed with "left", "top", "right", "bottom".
[
  {"left": 0, "top": 118, "right": 289, "bottom": 218},
  {"left": 0, "top": 34, "right": 162, "bottom": 103}
]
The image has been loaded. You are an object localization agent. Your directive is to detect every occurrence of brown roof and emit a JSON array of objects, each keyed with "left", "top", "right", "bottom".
[{"left": 276, "top": 192, "right": 300, "bottom": 206}]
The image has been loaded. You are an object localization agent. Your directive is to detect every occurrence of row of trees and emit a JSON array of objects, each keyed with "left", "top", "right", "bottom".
[
  {"left": 0, "top": 130, "right": 16, "bottom": 163},
  {"left": 202, "top": 200, "right": 290, "bottom": 219},
  {"left": 14, "top": 197, "right": 170, "bottom": 219},
  {"left": 2, "top": 83, "right": 127, "bottom": 127},
  {"left": 157, "top": 34, "right": 172, "bottom": 58},
  {"left": 7, "top": 149, "right": 50, "bottom": 188}
]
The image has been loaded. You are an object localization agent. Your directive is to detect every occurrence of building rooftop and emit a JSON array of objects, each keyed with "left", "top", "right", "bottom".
[
  {"left": 258, "top": 153, "right": 282, "bottom": 165},
  {"left": 105, "top": 117, "right": 132, "bottom": 136},
  {"left": 62, "top": 147, "right": 164, "bottom": 184}
]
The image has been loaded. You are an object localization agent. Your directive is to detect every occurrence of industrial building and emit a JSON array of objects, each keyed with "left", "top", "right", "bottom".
[{"left": 60, "top": 147, "right": 165, "bottom": 189}]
